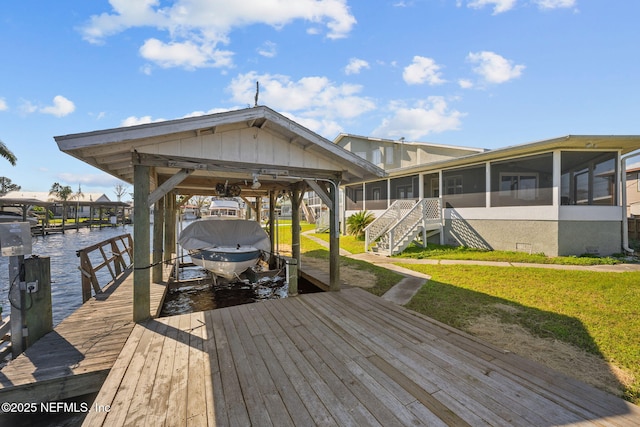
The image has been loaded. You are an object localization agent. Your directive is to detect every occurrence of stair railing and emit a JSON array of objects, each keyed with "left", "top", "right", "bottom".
[
  {"left": 385, "top": 197, "right": 442, "bottom": 255},
  {"left": 364, "top": 199, "right": 417, "bottom": 252}
]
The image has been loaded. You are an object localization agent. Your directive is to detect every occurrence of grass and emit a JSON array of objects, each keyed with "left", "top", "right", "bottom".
[
  {"left": 308, "top": 231, "right": 366, "bottom": 254},
  {"left": 300, "top": 235, "right": 401, "bottom": 296},
  {"left": 272, "top": 222, "right": 401, "bottom": 296},
  {"left": 395, "top": 243, "right": 627, "bottom": 265},
  {"left": 397, "top": 263, "right": 640, "bottom": 404}
]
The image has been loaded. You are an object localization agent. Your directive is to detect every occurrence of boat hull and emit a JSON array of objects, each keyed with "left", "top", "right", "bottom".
[{"left": 189, "top": 247, "right": 262, "bottom": 279}]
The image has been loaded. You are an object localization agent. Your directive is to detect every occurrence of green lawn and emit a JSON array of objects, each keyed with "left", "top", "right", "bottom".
[
  {"left": 300, "top": 234, "right": 401, "bottom": 296},
  {"left": 397, "top": 263, "right": 640, "bottom": 404},
  {"left": 308, "top": 231, "right": 366, "bottom": 254},
  {"left": 395, "top": 243, "right": 626, "bottom": 265}
]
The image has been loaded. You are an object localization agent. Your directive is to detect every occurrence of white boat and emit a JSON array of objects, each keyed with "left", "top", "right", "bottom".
[
  {"left": 206, "top": 198, "right": 242, "bottom": 219},
  {"left": 178, "top": 219, "right": 270, "bottom": 279}
]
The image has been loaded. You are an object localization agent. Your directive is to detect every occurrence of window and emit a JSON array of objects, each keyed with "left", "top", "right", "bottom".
[
  {"left": 371, "top": 149, "right": 381, "bottom": 165},
  {"left": 396, "top": 186, "right": 413, "bottom": 199},
  {"left": 422, "top": 173, "right": 439, "bottom": 198},
  {"left": 444, "top": 175, "right": 462, "bottom": 195},
  {"left": 345, "top": 184, "right": 364, "bottom": 210},
  {"left": 385, "top": 146, "right": 394, "bottom": 165},
  {"left": 390, "top": 175, "right": 419, "bottom": 202},
  {"left": 442, "top": 166, "right": 486, "bottom": 208},
  {"left": 499, "top": 174, "right": 538, "bottom": 200},
  {"left": 561, "top": 151, "right": 617, "bottom": 206},
  {"left": 491, "top": 153, "right": 553, "bottom": 206},
  {"left": 365, "top": 180, "right": 388, "bottom": 210}
]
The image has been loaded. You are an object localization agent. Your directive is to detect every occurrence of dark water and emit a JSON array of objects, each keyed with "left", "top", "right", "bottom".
[
  {"left": 160, "top": 266, "right": 323, "bottom": 317},
  {"left": 0, "top": 225, "right": 133, "bottom": 326}
]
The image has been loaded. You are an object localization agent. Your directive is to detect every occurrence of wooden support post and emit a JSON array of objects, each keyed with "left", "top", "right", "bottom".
[
  {"left": 61, "top": 204, "right": 66, "bottom": 234},
  {"left": 286, "top": 257, "right": 298, "bottom": 296},
  {"left": 256, "top": 196, "right": 262, "bottom": 223},
  {"left": 269, "top": 191, "right": 276, "bottom": 268},
  {"left": 133, "top": 164, "right": 151, "bottom": 322},
  {"left": 164, "top": 193, "right": 176, "bottom": 265},
  {"left": 23, "top": 256, "right": 52, "bottom": 348},
  {"left": 152, "top": 195, "right": 164, "bottom": 283},
  {"left": 290, "top": 184, "right": 301, "bottom": 269},
  {"left": 329, "top": 180, "right": 340, "bottom": 291},
  {"left": 9, "top": 255, "right": 25, "bottom": 357},
  {"left": 79, "top": 250, "right": 100, "bottom": 302}
]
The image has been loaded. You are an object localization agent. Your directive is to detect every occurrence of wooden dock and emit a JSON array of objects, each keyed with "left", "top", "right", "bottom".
[
  {"left": 84, "top": 288, "right": 640, "bottom": 426},
  {"left": 0, "top": 268, "right": 167, "bottom": 403}
]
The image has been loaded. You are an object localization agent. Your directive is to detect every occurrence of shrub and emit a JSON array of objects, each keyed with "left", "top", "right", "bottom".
[{"left": 346, "top": 210, "right": 374, "bottom": 240}]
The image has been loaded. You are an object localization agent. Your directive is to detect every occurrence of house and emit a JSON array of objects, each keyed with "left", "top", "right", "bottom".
[
  {"left": 626, "top": 166, "right": 640, "bottom": 217},
  {"left": 0, "top": 191, "right": 119, "bottom": 219},
  {"left": 339, "top": 134, "right": 640, "bottom": 257}
]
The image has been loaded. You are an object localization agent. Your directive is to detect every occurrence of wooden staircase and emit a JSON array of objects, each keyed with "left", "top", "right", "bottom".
[{"left": 365, "top": 198, "right": 442, "bottom": 256}]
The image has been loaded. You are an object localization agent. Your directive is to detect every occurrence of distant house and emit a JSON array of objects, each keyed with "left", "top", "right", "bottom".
[
  {"left": 339, "top": 134, "right": 640, "bottom": 257},
  {"left": 0, "top": 191, "right": 117, "bottom": 218},
  {"left": 627, "top": 167, "right": 640, "bottom": 217}
]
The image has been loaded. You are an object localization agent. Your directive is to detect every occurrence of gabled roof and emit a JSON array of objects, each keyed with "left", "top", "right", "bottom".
[{"left": 55, "top": 106, "right": 386, "bottom": 197}]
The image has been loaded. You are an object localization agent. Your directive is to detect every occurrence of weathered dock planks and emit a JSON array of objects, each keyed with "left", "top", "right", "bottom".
[
  {"left": 0, "top": 267, "right": 168, "bottom": 404},
  {"left": 84, "top": 288, "right": 640, "bottom": 426}
]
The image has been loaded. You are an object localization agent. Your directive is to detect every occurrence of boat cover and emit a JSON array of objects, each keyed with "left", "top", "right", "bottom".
[{"left": 178, "top": 219, "right": 271, "bottom": 252}]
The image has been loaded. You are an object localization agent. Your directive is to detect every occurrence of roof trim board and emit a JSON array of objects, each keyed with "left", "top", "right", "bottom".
[{"left": 55, "top": 107, "right": 387, "bottom": 194}]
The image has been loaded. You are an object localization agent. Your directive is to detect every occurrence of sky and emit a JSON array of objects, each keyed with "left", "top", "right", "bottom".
[{"left": 1, "top": 0, "right": 640, "bottom": 200}]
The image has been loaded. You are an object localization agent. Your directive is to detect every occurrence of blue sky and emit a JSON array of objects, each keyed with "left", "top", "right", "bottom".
[{"left": 1, "top": 0, "right": 639, "bottom": 199}]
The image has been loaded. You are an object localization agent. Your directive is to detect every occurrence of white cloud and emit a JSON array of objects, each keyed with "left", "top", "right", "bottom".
[
  {"left": 344, "top": 58, "right": 370, "bottom": 75},
  {"left": 181, "top": 107, "right": 233, "bottom": 118},
  {"left": 467, "top": 0, "right": 517, "bottom": 14},
  {"left": 0, "top": 98, "right": 7, "bottom": 111},
  {"left": 120, "top": 107, "right": 235, "bottom": 127},
  {"left": 140, "top": 64, "right": 153, "bottom": 75},
  {"left": 121, "top": 115, "right": 165, "bottom": 126},
  {"left": 257, "top": 41, "right": 277, "bottom": 58},
  {"left": 81, "top": 0, "right": 356, "bottom": 69},
  {"left": 372, "top": 97, "right": 465, "bottom": 140},
  {"left": 229, "top": 71, "right": 375, "bottom": 118},
  {"left": 467, "top": 51, "right": 525, "bottom": 84},
  {"left": 79, "top": 0, "right": 164, "bottom": 43},
  {"left": 139, "top": 38, "right": 234, "bottom": 69},
  {"left": 40, "top": 95, "right": 76, "bottom": 117},
  {"left": 403, "top": 56, "right": 446, "bottom": 85},
  {"left": 281, "top": 112, "right": 344, "bottom": 138},
  {"left": 533, "top": 0, "right": 576, "bottom": 9},
  {"left": 227, "top": 71, "right": 375, "bottom": 136},
  {"left": 458, "top": 79, "right": 474, "bottom": 89},
  {"left": 19, "top": 100, "right": 37, "bottom": 114}
]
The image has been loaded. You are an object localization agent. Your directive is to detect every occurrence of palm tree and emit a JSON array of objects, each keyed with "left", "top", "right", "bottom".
[
  {"left": 71, "top": 184, "right": 85, "bottom": 226},
  {"left": 49, "top": 182, "right": 73, "bottom": 226},
  {"left": 346, "top": 210, "right": 375, "bottom": 240},
  {"left": 0, "top": 139, "right": 17, "bottom": 166}
]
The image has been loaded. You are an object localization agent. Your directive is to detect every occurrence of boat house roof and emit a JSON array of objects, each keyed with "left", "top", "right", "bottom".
[{"left": 54, "top": 106, "right": 386, "bottom": 198}]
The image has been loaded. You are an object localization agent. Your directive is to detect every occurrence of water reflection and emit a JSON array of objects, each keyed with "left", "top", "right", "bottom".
[{"left": 160, "top": 266, "right": 289, "bottom": 317}]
